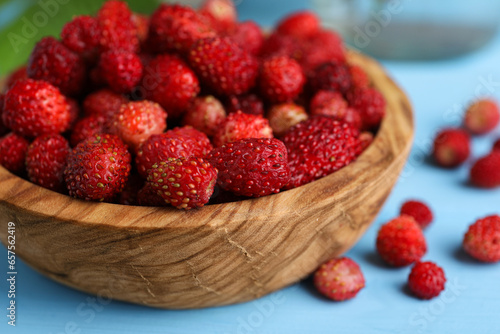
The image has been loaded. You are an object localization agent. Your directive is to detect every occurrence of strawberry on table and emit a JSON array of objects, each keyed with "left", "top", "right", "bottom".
[
  {"left": 432, "top": 128, "right": 471, "bottom": 168},
  {"left": 400, "top": 200, "right": 434, "bottom": 229},
  {"left": 463, "top": 215, "right": 500, "bottom": 262},
  {"left": 408, "top": 261, "right": 446, "bottom": 300},
  {"left": 464, "top": 99, "right": 500, "bottom": 135}
]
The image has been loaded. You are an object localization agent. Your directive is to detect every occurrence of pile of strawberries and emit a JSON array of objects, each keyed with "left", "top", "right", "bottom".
[
  {"left": 432, "top": 98, "right": 500, "bottom": 187},
  {"left": 0, "top": 0, "right": 386, "bottom": 209}
]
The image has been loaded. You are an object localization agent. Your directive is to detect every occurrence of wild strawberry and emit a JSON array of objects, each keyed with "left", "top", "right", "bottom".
[
  {"left": 64, "top": 134, "right": 131, "bottom": 202},
  {"left": 142, "top": 55, "right": 200, "bottom": 119},
  {"left": 347, "top": 87, "right": 386, "bottom": 130},
  {"left": 5, "top": 66, "right": 27, "bottom": 90},
  {"left": 0, "top": 94, "right": 8, "bottom": 136},
  {"left": 470, "top": 152, "right": 500, "bottom": 188},
  {"left": 27, "top": 37, "right": 86, "bottom": 96},
  {"left": 300, "top": 30, "right": 345, "bottom": 74},
  {"left": 147, "top": 157, "right": 217, "bottom": 210},
  {"left": 199, "top": 0, "right": 237, "bottom": 33},
  {"left": 136, "top": 126, "right": 212, "bottom": 178},
  {"left": 98, "top": 50, "right": 143, "bottom": 94},
  {"left": 463, "top": 215, "right": 500, "bottom": 262},
  {"left": 226, "top": 94, "right": 264, "bottom": 116},
  {"left": 70, "top": 117, "right": 105, "bottom": 147},
  {"left": 111, "top": 101, "right": 167, "bottom": 152},
  {"left": 401, "top": 200, "right": 434, "bottom": 229},
  {"left": 259, "top": 56, "right": 305, "bottom": 103},
  {"left": 283, "top": 116, "right": 362, "bottom": 189},
  {"left": 310, "top": 60, "right": 352, "bottom": 95},
  {"left": 60, "top": 15, "right": 100, "bottom": 59},
  {"left": 97, "top": 0, "right": 139, "bottom": 52},
  {"left": 67, "top": 98, "right": 81, "bottom": 130},
  {"left": 493, "top": 139, "right": 500, "bottom": 152},
  {"left": 137, "top": 183, "right": 167, "bottom": 207},
  {"left": 464, "top": 99, "right": 500, "bottom": 135},
  {"left": 132, "top": 13, "right": 149, "bottom": 48},
  {"left": 26, "top": 134, "right": 70, "bottom": 192},
  {"left": 408, "top": 262, "right": 446, "bottom": 300},
  {"left": 189, "top": 37, "right": 259, "bottom": 96},
  {"left": 376, "top": 215, "right": 427, "bottom": 267},
  {"left": 349, "top": 65, "right": 370, "bottom": 89},
  {"left": 432, "top": 128, "right": 471, "bottom": 168},
  {"left": 276, "top": 11, "right": 320, "bottom": 39},
  {"left": 3, "top": 79, "right": 71, "bottom": 138},
  {"left": 267, "top": 103, "right": 308, "bottom": 137},
  {"left": 260, "top": 32, "right": 302, "bottom": 60},
  {"left": 225, "top": 21, "right": 264, "bottom": 56},
  {"left": 213, "top": 111, "right": 273, "bottom": 147},
  {"left": 207, "top": 138, "right": 290, "bottom": 197},
  {"left": 0, "top": 133, "right": 29, "bottom": 174},
  {"left": 183, "top": 96, "right": 226, "bottom": 137},
  {"left": 83, "top": 89, "right": 128, "bottom": 125},
  {"left": 310, "top": 90, "right": 362, "bottom": 129},
  {"left": 313, "top": 257, "right": 365, "bottom": 302},
  {"left": 147, "top": 4, "right": 215, "bottom": 55}
]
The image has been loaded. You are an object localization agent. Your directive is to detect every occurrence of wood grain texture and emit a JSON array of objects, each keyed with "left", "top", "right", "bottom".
[{"left": 0, "top": 50, "right": 414, "bottom": 309}]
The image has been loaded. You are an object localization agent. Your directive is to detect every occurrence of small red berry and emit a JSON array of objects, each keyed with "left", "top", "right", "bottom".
[
  {"left": 213, "top": 111, "right": 273, "bottom": 147},
  {"left": 61, "top": 15, "right": 100, "bottom": 57},
  {"left": 408, "top": 262, "right": 446, "bottom": 300},
  {"left": 400, "top": 200, "right": 434, "bottom": 229},
  {"left": 310, "top": 90, "right": 362, "bottom": 129},
  {"left": 276, "top": 11, "right": 320, "bottom": 39},
  {"left": 70, "top": 117, "right": 105, "bottom": 147},
  {"left": 225, "top": 21, "right": 264, "bottom": 56},
  {"left": 5, "top": 66, "right": 28, "bottom": 90},
  {"left": 26, "top": 134, "right": 70, "bottom": 192},
  {"left": 83, "top": 89, "right": 128, "bottom": 125},
  {"left": 464, "top": 99, "right": 500, "bottom": 135},
  {"left": 98, "top": 50, "right": 143, "bottom": 94},
  {"left": 207, "top": 138, "right": 290, "bottom": 197},
  {"left": 432, "top": 128, "right": 471, "bottom": 168},
  {"left": 300, "top": 30, "right": 346, "bottom": 74},
  {"left": 267, "top": 103, "right": 308, "bottom": 137},
  {"left": 310, "top": 60, "right": 352, "bottom": 95},
  {"left": 147, "top": 157, "right": 217, "bottom": 210},
  {"left": 313, "top": 257, "right": 365, "bottom": 302},
  {"left": 463, "top": 215, "right": 500, "bottom": 262},
  {"left": 493, "top": 139, "right": 500, "bottom": 152},
  {"left": 0, "top": 133, "right": 29, "bottom": 174},
  {"left": 347, "top": 87, "right": 386, "bottom": 130},
  {"left": 259, "top": 56, "right": 305, "bottom": 103},
  {"left": 226, "top": 94, "right": 264, "bottom": 116},
  {"left": 183, "top": 96, "right": 226, "bottom": 137},
  {"left": 97, "top": 0, "right": 139, "bottom": 52},
  {"left": 376, "top": 215, "right": 427, "bottom": 267},
  {"left": 199, "top": 0, "right": 237, "bottom": 33},
  {"left": 470, "top": 152, "right": 500, "bottom": 188},
  {"left": 349, "top": 65, "right": 370, "bottom": 89}
]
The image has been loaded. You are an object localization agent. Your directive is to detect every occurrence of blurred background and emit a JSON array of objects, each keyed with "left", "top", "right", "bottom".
[{"left": 2, "top": 0, "right": 500, "bottom": 76}]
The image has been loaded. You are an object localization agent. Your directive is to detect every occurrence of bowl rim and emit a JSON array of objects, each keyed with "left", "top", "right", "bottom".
[{"left": 0, "top": 50, "right": 414, "bottom": 231}]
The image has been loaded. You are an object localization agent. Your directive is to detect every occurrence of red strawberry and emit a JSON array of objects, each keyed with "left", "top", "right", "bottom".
[
  {"left": 111, "top": 101, "right": 167, "bottom": 152},
  {"left": 225, "top": 21, "right": 264, "bottom": 56},
  {"left": 136, "top": 126, "right": 212, "bottom": 178},
  {"left": 349, "top": 65, "right": 370, "bottom": 89},
  {"left": 260, "top": 32, "right": 302, "bottom": 60},
  {"left": 3, "top": 79, "right": 71, "bottom": 138},
  {"left": 60, "top": 15, "right": 100, "bottom": 59},
  {"left": 0, "top": 94, "right": 8, "bottom": 136},
  {"left": 400, "top": 200, "right": 434, "bottom": 229},
  {"left": 199, "top": 0, "right": 237, "bottom": 33},
  {"left": 267, "top": 103, "right": 308, "bottom": 137},
  {"left": 470, "top": 152, "right": 500, "bottom": 188},
  {"left": 376, "top": 215, "right": 427, "bottom": 267},
  {"left": 147, "top": 157, "right": 217, "bottom": 210},
  {"left": 83, "top": 89, "right": 128, "bottom": 125},
  {"left": 183, "top": 96, "right": 227, "bottom": 137},
  {"left": 276, "top": 11, "right": 320, "bottom": 39},
  {"left": 310, "top": 60, "right": 352, "bottom": 95},
  {"left": 310, "top": 90, "right": 362, "bottom": 129},
  {"left": 0, "top": 133, "right": 29, "bottom": 174},
  {"left": 300, "top": 30, "right": 345, "bottom": 74},
  {"left": 226, "top": 94, "right": 264, "bottom": 116},
  {"left": 64, "top": 134, "right": 131, "bottom": 202},
  {"left": 189, "top": 37, "right": 259, "bottom": 96},
  {"left": 493, "top": 139, "right": 500, "bottom": 152},
  {"left": 347, "top": 87, "right": 386, "bottom": 130},
  {"left": 464, "top": 99, "right": 500, "bottom": 135},
  {"left": 137, "top": 183, "right": 167, "bottom": 207},
  {"left": 98, "top": 50, "right": 143, "bottom": 94},
  {"left": 132, "top": 13, "right": 150, "bottom": 48},
  {"left": 259, "top": 56, "right": 305, "bottom": 103},
  {"left": 27, "top": 37, "right": 86, "bottom": 96},
  {"left": 283, "top": 116, "right": 362, "bottom": 189},
  {"left": 432, "top": 128, "right": 471, "bottom": 168},
  {"left": 70, "top": 116, "right": 105, "bottom": 147},
  {"left": 67, "top": 98, "right": 81, "bottom": 131},
  {"left": 408, "top": 262, "right": 446, "bottom": 300},
  {"left": 26, "top": 134, "right": 70, "bottom": 192},
  {"left": 147, "top": 4, "right": 215, "bottom": 55},
  {"left": 5, "top": 65, "right": 27, "bottom": 91},
  {"left": 213, "top": 111, "right": 273, "bottom": 147},
  {"left": 207, "top": 138, "right": 290, "bottom": 197},
  {"left": 313, "top": 257, "right": 365, "bottom": 302},
  {"left": 142, "top": 55, "right": 200, "bottom": 119},
  {"left": 97, "top": 0, "right": 138, "bottom": 52},
  {"left": 463, "top": 215, "right": 500, "bottom": 262}
]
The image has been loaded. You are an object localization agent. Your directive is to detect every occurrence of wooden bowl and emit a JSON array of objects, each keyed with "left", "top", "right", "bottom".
[{"left": 0, "top": 51, "right": 413, "bottom": 309}]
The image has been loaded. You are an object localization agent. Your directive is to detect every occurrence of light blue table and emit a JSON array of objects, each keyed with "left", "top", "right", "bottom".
[{"left": 2, "top": 1, "right": 500, "bottom": 333}]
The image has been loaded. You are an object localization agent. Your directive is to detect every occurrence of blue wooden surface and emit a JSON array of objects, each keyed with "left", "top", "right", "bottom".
[{"left": 2, "top": 1, "right": 500, "bottom": 333}]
